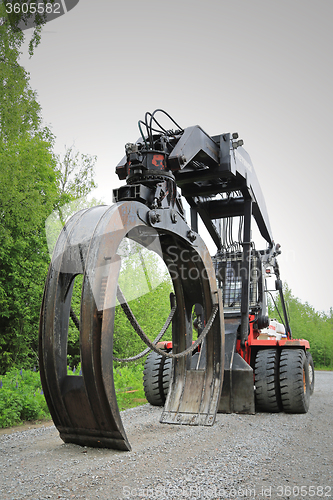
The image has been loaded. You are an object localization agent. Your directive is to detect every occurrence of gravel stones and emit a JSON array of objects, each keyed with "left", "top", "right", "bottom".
[{"left": 1, "top": 372, "right": 332, "bottom": 500}]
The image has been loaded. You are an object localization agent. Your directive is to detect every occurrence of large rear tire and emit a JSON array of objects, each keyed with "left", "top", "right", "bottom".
[
  {"left": 143, "top": 351, "right": 172, "bottom": 406},
  {"left": 279, "top": 349, "right": 310, "bottom": 413},
  {"left": 306, "top": 351, "right": 315, "bottom": 395},
  {"left": 255, "top": 349, "right": 282, "bottom": 412}
]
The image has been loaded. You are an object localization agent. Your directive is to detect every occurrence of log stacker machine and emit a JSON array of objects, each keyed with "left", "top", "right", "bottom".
[{"left": 39, "top": 110, "right": 314, "bottom": 451}]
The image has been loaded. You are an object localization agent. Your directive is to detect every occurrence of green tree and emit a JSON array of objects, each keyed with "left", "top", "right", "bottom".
[
  {"left": 0, "top": 10, "right": 39, "bottom": 139},
  {"left": 44, "top": 145, "right": 99, "bottom": 257},
  {"left": 37, "top": 140, "right": 100, "bottom": 370},
  {"left": 268, "top": 283, "right": 333, "bottom": 369},
  {"left": 1, "top": 0, "right": 57, "bottom": 55},
  {"left": 0, "top": 15, "right": 58, "bottom": 373},
  {"left": 0, "top": 10, "right": 99, "bottom": 374},
  {"left": 55, "top": 145, "right": 98, "bottom": 221},
  {"left": 113, "top": 243, "right": 173, "bottom": 365}
]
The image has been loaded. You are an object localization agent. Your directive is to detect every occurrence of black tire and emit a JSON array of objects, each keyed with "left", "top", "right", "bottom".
[
  {"left": 306, "top": 351, "right": 315, "bottom": 395},
  {"left": 161, "top": 356, "right": 172, "bottom": 400},
  {"left": 143, "top": 351, "right": 172, "bottom": 406},
  {"left": 255, "top": 349, "right": 282, "bottom": 412},
  {"left": 279, "top": 349, "right": 310, "bottom": 413}
]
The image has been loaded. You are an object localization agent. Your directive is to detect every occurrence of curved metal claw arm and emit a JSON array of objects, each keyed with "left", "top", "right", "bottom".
[{"left": 39, "top": 201, "right": 225, "bottom": 450}]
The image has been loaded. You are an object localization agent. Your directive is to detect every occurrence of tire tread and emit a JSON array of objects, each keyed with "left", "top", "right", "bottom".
[
  {"left": 143, "top": 351, "right": 172, "bottom": 406},
  {"left": 255, "top": 349, "right": 282, "bottom": 412},
  {"left": 279, "top": 349, "right": 310, "bottom": 413}
]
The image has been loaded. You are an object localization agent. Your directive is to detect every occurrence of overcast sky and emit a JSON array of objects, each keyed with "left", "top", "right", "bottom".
[{"left": 19, "top": 0, "right": 333, "bottom": 313}]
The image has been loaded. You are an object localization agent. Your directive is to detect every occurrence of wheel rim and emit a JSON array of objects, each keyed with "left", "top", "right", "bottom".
[{"left": 308, "top": 363, "right": 314, "bottom": 385}]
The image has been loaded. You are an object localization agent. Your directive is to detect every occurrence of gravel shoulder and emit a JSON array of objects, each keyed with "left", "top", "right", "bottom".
[{"left": 1, "top": 371, "right": 332, "bottom": 500}]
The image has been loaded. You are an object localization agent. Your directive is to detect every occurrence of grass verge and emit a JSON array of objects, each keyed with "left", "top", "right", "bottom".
[{"left": 0, "top": 364, "right": 147, "bottom": 429}]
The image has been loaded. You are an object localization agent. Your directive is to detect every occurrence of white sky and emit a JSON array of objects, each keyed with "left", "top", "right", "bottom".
[{"left": 19, "top": 0, "right": 333, "bottom": 313}]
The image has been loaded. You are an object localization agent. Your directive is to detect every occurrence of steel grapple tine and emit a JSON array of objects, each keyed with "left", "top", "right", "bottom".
[{"left": 40, "top": 204, "right": 132, "bottom": 450}]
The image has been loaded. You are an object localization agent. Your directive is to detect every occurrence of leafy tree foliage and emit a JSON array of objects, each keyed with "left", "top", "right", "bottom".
[
  {"left": 44, "top": 145, "right": 99, "bottom": 258},
  {"left": 0, "top": 15, "right": 98, "bottom": 373},
  {"left": 0, "top": 12, "right": 39, "bottom": 139},
  {"left": 66, "top": 274, "right": 83, "bottom": 369},
  {"left": 1, "top": 1, "right": 56, "bottom": 55},
  {"left": 54, "top": 145, "right": 98, "bottom": 222},
  {"left": 268, "top": 284, "right": 333, "bottom": 368},
  {"left": 0, "top": 134, "right": 58, "bottom": 371},
  {"left": 0, "top": 16, "right": 58, "bottom": 373}
]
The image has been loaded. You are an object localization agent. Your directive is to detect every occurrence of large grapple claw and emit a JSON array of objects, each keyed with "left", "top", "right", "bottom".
[{"left": 39, "top": 201, "right": 224, "bottom": 450}]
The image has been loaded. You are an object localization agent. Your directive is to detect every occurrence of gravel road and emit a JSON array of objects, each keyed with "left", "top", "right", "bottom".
[{"left": 1, "top": 371, "right": 332, "bottom": 500}]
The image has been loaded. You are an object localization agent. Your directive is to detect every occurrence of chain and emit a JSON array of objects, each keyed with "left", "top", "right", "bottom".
[
  {"left": 113, "top": 293, "right": 176, "bottom": 362},
  {"left": 70, "top": 286, "right": 218, "bottom": 361},
  {"left": 117, "top": 286, "right": 218, "bottom": 359},
  {"left": 69, "top": 291, "right": 177, "bottom": 362}
]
